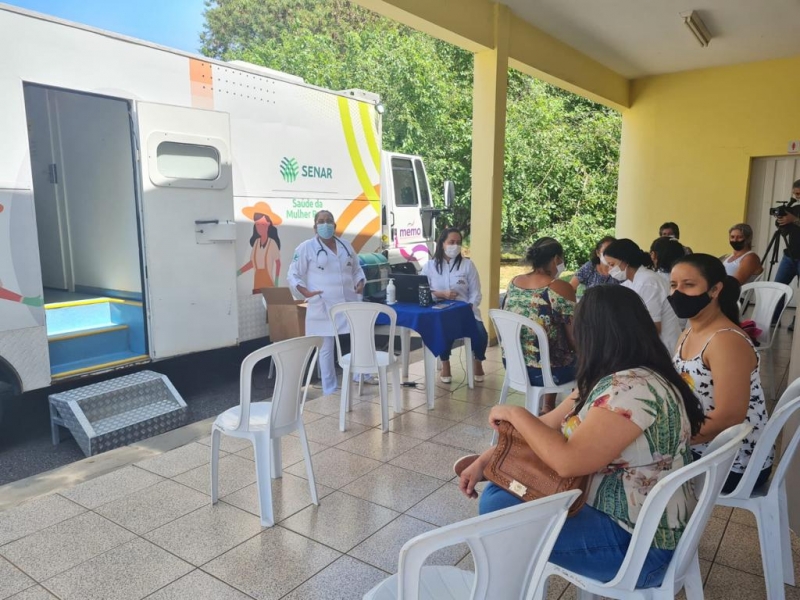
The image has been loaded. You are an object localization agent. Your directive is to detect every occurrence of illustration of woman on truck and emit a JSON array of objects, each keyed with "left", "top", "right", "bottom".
[{"left": 237, "top": 202, "right": 283, "bottom": 293}]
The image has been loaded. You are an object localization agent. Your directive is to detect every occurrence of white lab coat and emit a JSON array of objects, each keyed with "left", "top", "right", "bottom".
[
  {"left": 421, "top": 256, "right": 482, "bottom": 321},
  {"left": 287, "top": 236, "right": 366, "bottom": 336}
]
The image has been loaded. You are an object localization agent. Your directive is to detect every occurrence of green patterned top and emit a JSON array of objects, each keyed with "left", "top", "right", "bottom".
[
  {"left": 502, "top": 280, "right": 575, "bottom": 368},
  {"left": 561, "top": 368, "right": 696, "bottom": 550}
]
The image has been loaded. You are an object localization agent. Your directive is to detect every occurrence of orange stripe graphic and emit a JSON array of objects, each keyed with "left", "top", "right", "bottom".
[
  {"left": 335, "top": 184, "right": 381, "bottom": 236},
  {"left": 189, "top": 59, "right": 214, "bottom": 109},
  {"left": 352, "top": 217, "right": 381, "bottom": 253}
]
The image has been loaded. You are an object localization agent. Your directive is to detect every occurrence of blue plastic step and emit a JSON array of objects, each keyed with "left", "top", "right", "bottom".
[{"left": 45, "top": 298, "right": 148, "bottom": 378}]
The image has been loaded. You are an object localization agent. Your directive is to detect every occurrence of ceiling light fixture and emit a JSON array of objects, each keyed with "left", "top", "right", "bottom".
[{"left": 681, "top": 10, "right": 712, "bottom": 47}]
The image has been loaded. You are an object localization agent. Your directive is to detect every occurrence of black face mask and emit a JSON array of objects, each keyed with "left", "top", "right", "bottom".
[
  {"left": 668, "top": 290, "right": 712, "bottom": 319},
  {"left": 729, "top": 240, "right": 746, "bottom": 251}
]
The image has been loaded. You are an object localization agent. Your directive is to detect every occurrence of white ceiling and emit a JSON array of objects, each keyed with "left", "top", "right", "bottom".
[{"left": 499, "top": 0, "right": 800, "bottom": 78}]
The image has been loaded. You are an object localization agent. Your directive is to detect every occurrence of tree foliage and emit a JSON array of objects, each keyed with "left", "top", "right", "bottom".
[{"left": 201, "top": 0, "right": 620, "bottom": 267}]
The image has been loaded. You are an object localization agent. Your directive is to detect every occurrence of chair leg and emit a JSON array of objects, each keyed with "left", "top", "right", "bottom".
[
  {"left": 210, "top": 427, "right": 222, "bottom": 503},
  {"left": 526, "top": 388, "right": 543, "bottom": 417},
  {"left": 492, "top": 377, "right": 512, "bottom": 445},
  {"left": 297, "top": 423, "right": 319, "bottom": 505},
  {"left": 755, "top": 497, "right": 788, "bottom": 599},
  {"left": 400, "top": 327, "right": 410, "bottom": 380},
  {"left": 252, "top": 433, "right": 274, "bottom": 527},
  {"left": 390, "top": 366, "right": 402, "bottom": 414},
  {"left": 779, "top": 485, "right": 795, "bottom": 585},
  {"left": 378, "top": 365, "right": 389, "bottom": 432},
  {"left": 340, "top": 365, "right": 351, "bottom": 432},
  {"left": 465, "top": 337, "right": 474, "bottom": 389},
  {"left": 576, "top": 590, "right": 600, "bottom": 600},
  {"left": 270, "top": 437, "right": 282, "bottom": 480},
  {"left": 682, "top": 553, "right": 704, "bottom": 600},
  {"left": 358, "top": 373, "right": 363, "bottom": 397}
]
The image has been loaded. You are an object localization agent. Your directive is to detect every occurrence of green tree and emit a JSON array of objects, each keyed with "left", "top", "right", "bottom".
[{"left": 200, "top": 0, "right": 621, "bottom": 267}]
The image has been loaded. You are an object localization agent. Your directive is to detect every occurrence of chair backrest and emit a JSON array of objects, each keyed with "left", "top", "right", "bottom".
[
  {"left": 397, "top": 490, "right": 580, "bottom": 600},
  {"left": 723, "top": 378, "right": 800, "bottom": 499},
  {"left": 740, "top": 282, "right": 793, "bottom": 347},
  {"left": 490, "top": 309, "right": 560, "bottom": 392},
  {"left": 329, "top": 302, "right": 396, "bottom": 371},
  {"left": 606, "top": 423, "right": 752, "bottom": 592},
  {"left": 234, "top": 336, "right": 323, "bottom": 436}
]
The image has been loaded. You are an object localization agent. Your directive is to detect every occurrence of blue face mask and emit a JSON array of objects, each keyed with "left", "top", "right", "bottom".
[{"left": 317, "top": 223, "right": 335, "bottom": 240}]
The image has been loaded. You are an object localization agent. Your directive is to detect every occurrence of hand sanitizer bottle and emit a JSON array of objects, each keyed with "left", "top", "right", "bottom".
[{"left": 386, "top": 278, "right": 396, "bottom": 304}]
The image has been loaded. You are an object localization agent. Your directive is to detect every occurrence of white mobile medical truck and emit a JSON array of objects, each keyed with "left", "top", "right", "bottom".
[{"left": 0, "top": 4, "right": 450, "bottom": 412}]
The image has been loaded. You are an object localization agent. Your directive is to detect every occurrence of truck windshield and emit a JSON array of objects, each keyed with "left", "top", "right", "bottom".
[{"left": 391, "top": 158, "right": 418, "bottom": 206}]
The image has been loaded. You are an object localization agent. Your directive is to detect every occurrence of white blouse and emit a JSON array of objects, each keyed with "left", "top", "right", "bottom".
[{"left": 421, "top": 256, "right": 482, "bottom": 321}]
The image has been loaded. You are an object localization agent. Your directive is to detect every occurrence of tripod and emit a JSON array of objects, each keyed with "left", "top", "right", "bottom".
[{"left": 761, "top": 225, "right": 788, "bottom": 282}]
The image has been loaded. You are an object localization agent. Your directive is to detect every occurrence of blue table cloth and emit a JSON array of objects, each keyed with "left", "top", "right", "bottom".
[{"left": 377, "top": 300, "right": 479, "bottom": 358}]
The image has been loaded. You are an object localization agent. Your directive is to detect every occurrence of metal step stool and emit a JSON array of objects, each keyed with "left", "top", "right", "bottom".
[{"left": 49, "top": 370, "right": 187, "bottom": 457}]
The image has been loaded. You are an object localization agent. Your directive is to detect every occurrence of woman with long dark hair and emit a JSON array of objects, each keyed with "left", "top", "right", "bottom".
[
  {"left": 457, "top": 285, "right": 704, "bottom": 588},
  {"left": 603, "top": 238, "right": 681, "bottom": 352},
  {"left": 421, "top": 228, "right": 487, "bottom": 382},
  {"left": 649, "top": 236, "right": 685, "bottom": 282},
  {"left": 670, "top": 253, "right": 772, "bottom": 493},
  {"left": 238, "top": 202, "right": 283, "bottom": 293}
]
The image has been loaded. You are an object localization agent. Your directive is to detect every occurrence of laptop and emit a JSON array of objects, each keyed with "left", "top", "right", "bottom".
[{"left": 391, "top": 273, "right": 429, "bottom": 304}]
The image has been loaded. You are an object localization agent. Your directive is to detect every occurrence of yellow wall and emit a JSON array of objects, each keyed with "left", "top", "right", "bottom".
[{"left": 617, "top": 55, "right": 800, "bottom": 256}]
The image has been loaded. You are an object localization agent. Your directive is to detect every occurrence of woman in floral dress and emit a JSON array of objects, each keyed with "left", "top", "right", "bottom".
[
  {"left": 458, "top": 285, "right": 705, "bottom": 588},
  {"left": 503, "top": 237, "right": 576, "bottom": 413}
]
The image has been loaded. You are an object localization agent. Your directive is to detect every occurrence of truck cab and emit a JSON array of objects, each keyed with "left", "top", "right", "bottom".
[{"left": 381, "top": 151, "right": 435, "bottom": 269}]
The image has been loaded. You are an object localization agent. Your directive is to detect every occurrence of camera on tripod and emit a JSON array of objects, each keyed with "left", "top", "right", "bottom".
[{"left": 769, "top": 202, "right": 790, "bottom": 218}]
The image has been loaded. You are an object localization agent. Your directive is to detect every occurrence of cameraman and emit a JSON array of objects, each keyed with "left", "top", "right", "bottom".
[{"left": 771, "top": 179, "right": 800, "bottom": 325}]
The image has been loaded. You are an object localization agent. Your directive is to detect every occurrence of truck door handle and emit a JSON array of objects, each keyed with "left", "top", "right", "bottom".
[{"left": 195, "top": 219, "right": 220, "bottom": 225}]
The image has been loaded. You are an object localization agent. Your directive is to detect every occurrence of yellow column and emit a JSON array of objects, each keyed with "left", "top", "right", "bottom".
[{"left": 470, "top": 4, "right": 509, "bottom": 339}]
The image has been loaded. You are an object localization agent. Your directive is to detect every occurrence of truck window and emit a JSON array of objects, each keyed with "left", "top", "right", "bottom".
[
  {"left": 392, "top": 157, "right": 418, "bottom": 207},
  {"left": 414, "top": 159, "right": 431, "bottom": 207},
  {"left": 157, "top": 142, "right": 220, "bottom": 181}
]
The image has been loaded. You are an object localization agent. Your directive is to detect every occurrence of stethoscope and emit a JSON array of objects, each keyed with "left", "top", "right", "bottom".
[{"left": 315, "top": 236, "right": 352, "bottom": 270}]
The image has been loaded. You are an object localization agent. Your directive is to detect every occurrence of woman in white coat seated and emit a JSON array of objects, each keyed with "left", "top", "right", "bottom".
[
  {"left": 287, "top": 210, "right": 366, "bottom": 395},
  {"left": 421, "top": 228, "right": 487, "bottom": 383}
]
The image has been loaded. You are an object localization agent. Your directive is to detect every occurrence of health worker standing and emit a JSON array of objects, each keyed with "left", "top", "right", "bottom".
[{"left": 287, "top": 210, "right": 366, "bottom": 394}]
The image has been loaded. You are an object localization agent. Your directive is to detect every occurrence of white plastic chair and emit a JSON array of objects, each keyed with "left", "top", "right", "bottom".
[
  {"left": 738, "top": 272, "right": 764, "bottom": 314},
  {"left": 717, "top": 378, "right": 800, "bottom": 600},
  {"left": 532, "top": 423, "right": 752, "bottom": 600},
  {"left": 740, "top": 281, "right": 793, "bottom": 350},
  {"left": 330, "top": 302, "right": 402, "bottom": 433},
  {"left": 489, "top": 309, "right": 576, "bottom": 416},
  {"left": 363, "top": 490, "right": 581, "bottom": 600},
  {"left": 210, "top": 335, "right": 323, "bottom": 527}
]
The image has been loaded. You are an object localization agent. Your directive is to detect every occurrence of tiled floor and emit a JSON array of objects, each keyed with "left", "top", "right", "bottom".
[{"left": 0, "top": 323, "right": 798, "bottom": 600}]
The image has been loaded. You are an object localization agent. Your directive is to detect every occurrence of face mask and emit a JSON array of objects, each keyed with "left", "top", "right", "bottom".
[
  {"left": 668, "top": 289, "right": 712, "bottom": 319},
  {"left": 608, "top": 265, "right": 627, "bottom": 281},
  {"left": 316, "top": 223, "right": 335, "bottom": 240},
  {"left": 444, "top": 245, "right": 461, "bottom": 259},
  {"left": 729, "top": 240, "right": 745, "bottom": 251},
  {"left": 555, "top": 262, "right": 565, "bottom": 277}
]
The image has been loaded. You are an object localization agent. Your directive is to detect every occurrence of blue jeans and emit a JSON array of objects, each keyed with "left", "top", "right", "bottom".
[
  {"left": 527, "top": 362, "right": 576, "bottom": 387},
  {"left": 772, "top": 253, "right": 800, "bottom": 322},
  {"left": 479, "top": 483, "right": 674, "bottom": 589},
  {"left": 441, "top": 320, "right": 488, "bottom": 362}
]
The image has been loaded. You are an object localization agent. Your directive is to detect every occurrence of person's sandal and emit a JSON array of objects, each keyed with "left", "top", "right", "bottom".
[
  {"left": 440, "top": 375, "right": 452, "bottom": 384},
  {"left": 453, "top": 454, "right": 481, "bottom": 478}
]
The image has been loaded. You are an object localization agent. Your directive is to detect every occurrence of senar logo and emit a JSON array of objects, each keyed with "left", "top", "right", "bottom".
[{"left": 280, "top": 157, "right": 300, "bottom": 183}]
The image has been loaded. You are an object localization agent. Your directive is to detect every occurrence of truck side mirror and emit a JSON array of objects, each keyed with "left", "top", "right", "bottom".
[{"left": 444, "top": 180, "right": 455, "bottom": 209}]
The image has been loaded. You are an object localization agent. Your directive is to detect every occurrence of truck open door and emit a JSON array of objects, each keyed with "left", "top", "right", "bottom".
[{"left": 135, "top": 102, "right": 238, "bottom": 358}]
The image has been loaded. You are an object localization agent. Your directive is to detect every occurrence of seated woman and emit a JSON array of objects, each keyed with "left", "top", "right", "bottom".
[
  {"left": 650, "top": 236, "right": 686, "bottom": 283},
  {"left": 670, "top": 253, "right": 772, "bottom": 493},
  {"left": 722, "top": 223, "right": 763, "bottom": 284},
  {"left": 569, "top": 235, "right": 619, "bottom": 292},
  {"left": 604, "top": 238, "right": 681, "bottom": 352},
  {"left": 458, "top": 285, "right": 704, "bottom": 588},
  {"left": 421, "top": 227, "right": 488, "bottom": 383},
  {"left": 503, "top": 237, "right": 576, "bottom": 413}
]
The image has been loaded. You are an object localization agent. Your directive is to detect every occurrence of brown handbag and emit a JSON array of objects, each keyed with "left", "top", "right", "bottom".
[{"left": 483, "top": 420, "right": 590, "bottom": 516}]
